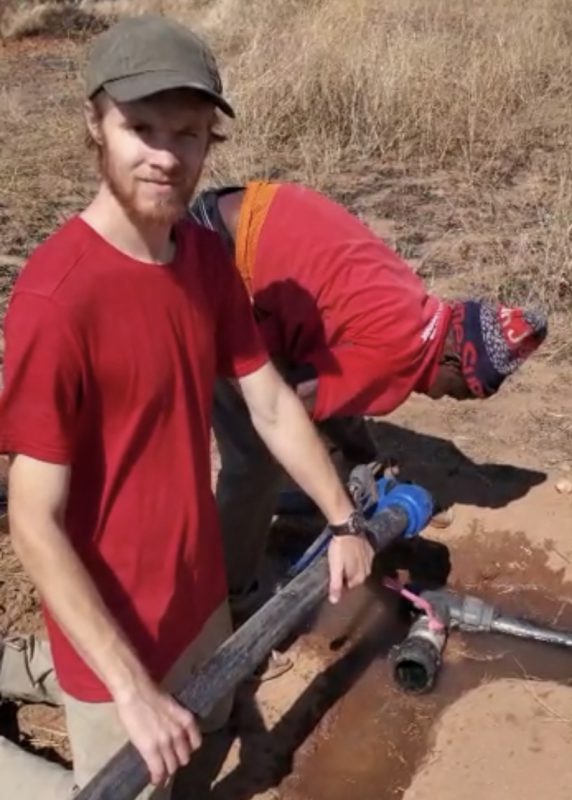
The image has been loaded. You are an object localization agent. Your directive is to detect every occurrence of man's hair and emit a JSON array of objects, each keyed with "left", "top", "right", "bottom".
[{"left": 84, "top": 89, "right": 227, "bottom": 151}]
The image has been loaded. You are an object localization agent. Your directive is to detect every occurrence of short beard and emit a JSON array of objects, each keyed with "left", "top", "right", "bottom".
[{"left": 98, "top": 142, "right": 196, "bottom": 227}]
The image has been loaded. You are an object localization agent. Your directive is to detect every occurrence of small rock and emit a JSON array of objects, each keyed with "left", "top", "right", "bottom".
[
  {"left": 555, "top": 479, "right": 572, "bottom": 494},
  {"left": 430, "top": 507, "right": 455, "bottom": 528}
]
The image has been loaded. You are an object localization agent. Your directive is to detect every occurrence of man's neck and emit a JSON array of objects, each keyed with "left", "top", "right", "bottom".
[{"left": 81, "top": 184, "right": 176, "bottom": 264}]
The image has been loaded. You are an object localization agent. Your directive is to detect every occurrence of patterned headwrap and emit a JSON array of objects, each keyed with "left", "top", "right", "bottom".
[{"left": 450, "top": 301, "right": 548, "bottom": 397}]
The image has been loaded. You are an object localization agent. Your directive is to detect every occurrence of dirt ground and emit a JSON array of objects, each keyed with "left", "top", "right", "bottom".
[{"left": 1, "top": 26, "right": 572, "bottom": 800}]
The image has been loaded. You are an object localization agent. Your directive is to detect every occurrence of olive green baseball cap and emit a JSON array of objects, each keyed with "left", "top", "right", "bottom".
[{"left": 85, "top": 14, "right": 234, "bottom": 118}]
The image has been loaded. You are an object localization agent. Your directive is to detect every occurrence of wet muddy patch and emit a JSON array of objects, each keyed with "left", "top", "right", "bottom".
[
  {"left": 178, "top": 525, "right": 572, "bottom": 800},
  {"left": 276, "top": 527, "right": 572, "bottom": 800}
]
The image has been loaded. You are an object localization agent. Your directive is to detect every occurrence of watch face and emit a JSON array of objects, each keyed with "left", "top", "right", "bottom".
[{"left": 332, "top": 511, "right": 362, "bottom": 536}]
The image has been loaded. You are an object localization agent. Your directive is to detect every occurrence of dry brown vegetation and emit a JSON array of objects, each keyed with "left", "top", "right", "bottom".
[
  {"left": 0, "top": 0, "right": 571, "bottom": 326},
  {"left": 0, "top": 1, "right": 102, "bottom": 40}
]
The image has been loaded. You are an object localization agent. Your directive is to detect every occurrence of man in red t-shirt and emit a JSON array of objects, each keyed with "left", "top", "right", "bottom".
[
  {"left": 190, "top": 181, "right": 547, "bottom": 611},
  {"left": 0, "top": 19, "right": 374, "bottom": 800}
]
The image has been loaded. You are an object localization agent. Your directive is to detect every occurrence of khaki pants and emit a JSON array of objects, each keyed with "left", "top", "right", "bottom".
[{"left": 0, "top": 602, "right": 232, "bottom": 800}]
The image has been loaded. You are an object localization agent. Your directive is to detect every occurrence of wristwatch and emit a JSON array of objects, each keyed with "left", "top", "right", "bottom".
[{"left": 329, "top": 509, "right": 368, "bottom": 538}]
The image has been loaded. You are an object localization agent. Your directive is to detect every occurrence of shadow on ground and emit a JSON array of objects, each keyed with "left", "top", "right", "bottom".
[
  {"left": 367, "top": 419, "right": 546, "bottom": 512},
  {"left": 174, "top": 603, "right": 404, "bottom": 800}
]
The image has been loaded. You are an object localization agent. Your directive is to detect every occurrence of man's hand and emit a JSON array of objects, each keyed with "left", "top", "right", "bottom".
[
  {"left": 327, "top": 534, "right": 375, "bottom": 604},
  {"left": 114, "top": 679, "right": 202, "bottom": 786}
]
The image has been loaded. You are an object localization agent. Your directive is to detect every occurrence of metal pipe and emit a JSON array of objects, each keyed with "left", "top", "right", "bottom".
[
  {"left": 390, "top": 589, "right": 572, "bottom": 695},
  {"left": 491, "top": 615, "right": 572, "bottom": 648},
  {"left": 389, "top": 614, "right": 448, "bottom": 693},
  {"left": 388, "top": 589, "right": 451, "bottom": 693},
  {"left": 421, "top": 589, "right": 572, "bottom": 649}
]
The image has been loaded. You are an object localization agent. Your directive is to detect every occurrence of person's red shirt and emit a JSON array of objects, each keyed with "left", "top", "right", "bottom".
[
  {"left": 0, "top": 217, "right": 267, "bottom": 701},
  {"left": 238, "top": 182, "right": 450, "bottom": 420}
]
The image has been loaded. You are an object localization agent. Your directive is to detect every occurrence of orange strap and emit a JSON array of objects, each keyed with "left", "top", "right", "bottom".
[{"left": 235, "top": 181, "right": 279, "bottom": 296}]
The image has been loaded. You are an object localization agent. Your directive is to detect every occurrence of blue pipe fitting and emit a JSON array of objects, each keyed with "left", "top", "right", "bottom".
[
  {"left": 366, "top": 477, "right": 434, "bottom": 538},
  {"left": 285, "top": 475, "right": 435, "bottom": 579}
]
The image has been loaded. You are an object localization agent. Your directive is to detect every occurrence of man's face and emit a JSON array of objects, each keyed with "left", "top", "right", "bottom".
[
  {"left": 89, "top": 89, "right": 215, "bottom": 225},
  {"left": 427, "top": 362, "right": 475, "bottom": 400}
]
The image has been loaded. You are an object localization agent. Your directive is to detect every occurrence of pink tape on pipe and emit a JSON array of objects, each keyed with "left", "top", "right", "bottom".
[{"left": 382, "top": 577, "right": 445, "bottom": 632}]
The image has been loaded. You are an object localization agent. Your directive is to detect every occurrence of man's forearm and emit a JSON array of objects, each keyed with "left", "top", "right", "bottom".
[
  {"left": 10, "top": 517, "right": 151, "bottom": 699},
  {"left": 250, "top": 381, "right": 353, "bottom": 525},
  {"left": 239, "top": 364, "right": 374, "bottom": 603}
]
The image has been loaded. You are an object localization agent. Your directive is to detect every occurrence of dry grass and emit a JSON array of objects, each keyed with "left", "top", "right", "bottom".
[
  {"left": 0, "top": 0, "right": 571, "bottom": 315},
  {"left": 192, "top": 0, "right": 572, "bottom": 178},
  {"left": 198, "top": 0, "right": 572, "bottom": 312},
  {"left": 0, "top": 1, "right": 104, "bottom": 40}
]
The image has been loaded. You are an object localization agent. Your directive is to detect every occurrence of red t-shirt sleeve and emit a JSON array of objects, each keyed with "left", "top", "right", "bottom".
[
  {"left": 0, "top": 292, "right": 82, "bottom": 463},
  {"left": 215, "top": 254, "right": 269, "bottom": 379}
]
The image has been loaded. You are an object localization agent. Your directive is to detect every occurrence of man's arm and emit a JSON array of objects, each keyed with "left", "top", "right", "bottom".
[
  {"left": 8, "top": 454, "right": 201, "bottom": 786},
  {"left": 236, "top": 362, "right": 374, "bottom": 603}
]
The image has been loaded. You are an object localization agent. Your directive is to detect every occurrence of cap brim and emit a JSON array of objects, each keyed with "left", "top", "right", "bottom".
[{"left": 102, "top": 71, "right": 235, "bottom": 118}]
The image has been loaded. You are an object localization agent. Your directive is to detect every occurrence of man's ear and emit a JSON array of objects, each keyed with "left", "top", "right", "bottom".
[{"left": 84, "top": 100, "right": 103, "bottom": 147}]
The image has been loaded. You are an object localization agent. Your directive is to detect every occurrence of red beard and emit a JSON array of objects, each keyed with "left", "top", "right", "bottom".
[{"left": 99, "top": 142, "right": 195, "bottom": 226}]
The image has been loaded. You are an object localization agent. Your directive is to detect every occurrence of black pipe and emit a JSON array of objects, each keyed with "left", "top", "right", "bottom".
[
  {"left": 76, "top": 505, "right": 410, "bottom": 800},
  {"left": 389, "top": 616, "right": 445, "bottom": 693},
  {"left": 389, "top": 593, "right": 450, "bottom": 693}
]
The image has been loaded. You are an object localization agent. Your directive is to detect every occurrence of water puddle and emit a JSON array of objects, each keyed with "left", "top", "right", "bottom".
[{"left": 280, "top": 527, "right": 572, "bottom": 800}]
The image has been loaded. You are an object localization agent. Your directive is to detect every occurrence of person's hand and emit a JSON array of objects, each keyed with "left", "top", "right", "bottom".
[
  {"left": 114, "top": 678, "right": 202, "bottom": 786},
  {"left": 327, "top": 531, "right": 374, "bottom": 604}
]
